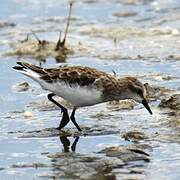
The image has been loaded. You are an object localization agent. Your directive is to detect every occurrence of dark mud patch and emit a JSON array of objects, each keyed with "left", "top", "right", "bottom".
[
  {"left": 154, "top": 131, "right": 180, "bottom": 143},
  {"left": 159, "top": 94, "right": 180, "bottom": 110},
  {"left": 44, "top": 144, "right": 150, "bottom": 180},
  {"left": 13, "top": 81, "right": 30, "bottom": 92},
  {"left": 0, "top": 21, "right": 16, "bottom": 28},
  {"left": 13, "top": 126, "right": 119, "bottom": 138},
  {"left": 44, "top": 153, "right": 120, "bottom": 179},
  {"left": 159, "top": 94, "right": 180, "bottom": 117},
  {"left": 112, "top": 11, "right": 138, "bottom": 18},
  {"left": 151, "top": 98, "right": 180, "bottom": 143},
  {"left": 166, "top": 54, "right": 180, "bottom": 61},
  {"left": 166, "top": 116, "right": 180, "bottom": 129},
  {"left": 122, "top": 131, "right": 148, "bottom": 142},
  {"left": 11, "top": 163, "right": 49, "bottom": 169},
  {"left": 99, "top": 144, "right": 151, "bottom": 162},
  {"left": 17, "top": 128, "right": 71, "bottom": 138}
]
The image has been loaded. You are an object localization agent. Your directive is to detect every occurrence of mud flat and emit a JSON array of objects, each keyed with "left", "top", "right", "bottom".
[{"left": 0, "top": 0, "right": 180, "bottom": 179}]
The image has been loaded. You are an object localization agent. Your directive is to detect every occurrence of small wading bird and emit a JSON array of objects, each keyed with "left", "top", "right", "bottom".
[{"left": 13, "top": 62, "right": 152, "bottom": 131}]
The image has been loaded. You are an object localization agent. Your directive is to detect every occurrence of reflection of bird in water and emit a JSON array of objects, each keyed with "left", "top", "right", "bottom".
[
  {"left": 13, "top": 62, "right": 152, "bottom": 132},
  {"left": 59, "top": 136, "right": 79, "bottom": 152}
]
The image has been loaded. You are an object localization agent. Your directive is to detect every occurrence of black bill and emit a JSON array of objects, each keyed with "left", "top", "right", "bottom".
[{"left": 142, "top": 99, "right": 153, "bottom": 115}]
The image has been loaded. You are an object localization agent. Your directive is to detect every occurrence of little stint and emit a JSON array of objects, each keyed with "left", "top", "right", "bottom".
[{"left": 13, "top": 62, "right": 152, "bottom": 131}]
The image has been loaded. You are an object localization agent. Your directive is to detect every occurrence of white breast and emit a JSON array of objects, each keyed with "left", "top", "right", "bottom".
[{"left": 39, "top": 80, "right": 103, "bottom": 107}]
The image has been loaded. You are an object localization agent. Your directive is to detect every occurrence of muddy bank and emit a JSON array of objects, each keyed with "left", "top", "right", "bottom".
[
  {"left": 159, "top": 94, "right": 180, "bottom": 110},
  {"left": 40, "top": 143, "right": 150, "bottom": 179},
  {"left": 0, "top": 0, "right": 180, "bottom": 179}
]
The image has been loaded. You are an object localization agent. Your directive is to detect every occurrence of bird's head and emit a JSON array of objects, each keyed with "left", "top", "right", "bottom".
[{"left": 122, "top": 77, "right": 153, "bottom": 115}]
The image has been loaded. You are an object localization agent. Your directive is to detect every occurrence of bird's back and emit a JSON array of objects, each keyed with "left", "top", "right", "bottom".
[{"left": 13, "top": 62, "right": 118, "bottom": 106}]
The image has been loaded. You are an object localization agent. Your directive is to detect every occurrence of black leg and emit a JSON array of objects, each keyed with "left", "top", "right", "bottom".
[
  {"left": 59, "top": 136, "right": 79, "bottom": 152},
  {"left": 59, "top": 136, "right": 70, "bottom": 152},
  {"left": 70, "top": 107, "right": 82, "bottom": 131},
  {"left": 47, "top": 93, "right": 70, "bottom": 130},
  {"left": 71, "top": 136, "right": 79, "bottom": 152}
]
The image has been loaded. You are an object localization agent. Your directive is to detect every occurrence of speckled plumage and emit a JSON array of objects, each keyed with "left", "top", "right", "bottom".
[
  {"left": 13, "top": 62, "right": 151, "bottom": 112},
  {"left": 13, "top": 62, "right": 152, "bottom": 131},
  {"left": 13, "top": 62, "right": 144, "bottom": 103}
]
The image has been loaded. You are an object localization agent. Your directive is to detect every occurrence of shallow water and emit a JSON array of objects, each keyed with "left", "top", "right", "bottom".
[{"left": 0, "top": 0, "right": 180, "bottom": 179}]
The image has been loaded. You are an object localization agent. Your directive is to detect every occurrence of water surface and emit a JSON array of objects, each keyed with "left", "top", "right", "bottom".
[{"left": 0, "top": 0, "right": 180, "bottom": 179}]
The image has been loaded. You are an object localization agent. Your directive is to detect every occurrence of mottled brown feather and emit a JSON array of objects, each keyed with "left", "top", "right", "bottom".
[
  {"left": 15, "top": 62, "right": 146, "bottom": 101},
  {"left": 40, "top": 66, "right": 116, "bottom": 89}
]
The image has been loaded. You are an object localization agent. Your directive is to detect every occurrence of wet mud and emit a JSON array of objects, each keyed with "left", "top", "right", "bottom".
[{"left": 0, "top": 0, "right": 180, "bottom": 179}]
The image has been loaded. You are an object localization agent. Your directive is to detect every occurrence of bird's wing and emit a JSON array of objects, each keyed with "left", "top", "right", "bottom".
[
  {"left": 42, "top": 66, "right": 105, "bottom": 87},
  {"left": 13, "top": 62, "right": 116, "bottom": 89}
]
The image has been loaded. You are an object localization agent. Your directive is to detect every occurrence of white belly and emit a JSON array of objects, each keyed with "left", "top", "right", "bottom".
[{"left": 40, "top": 81, "right": 103, "bottom": 107}]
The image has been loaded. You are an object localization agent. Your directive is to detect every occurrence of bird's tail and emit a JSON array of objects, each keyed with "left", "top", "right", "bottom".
[{"left": 13, "top": 62, "right": 44, "bottom": 81}]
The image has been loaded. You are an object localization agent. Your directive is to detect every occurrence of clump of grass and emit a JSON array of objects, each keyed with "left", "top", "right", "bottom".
[{"left": 5, "top": 1, "right": 74, "bottom": 63}]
